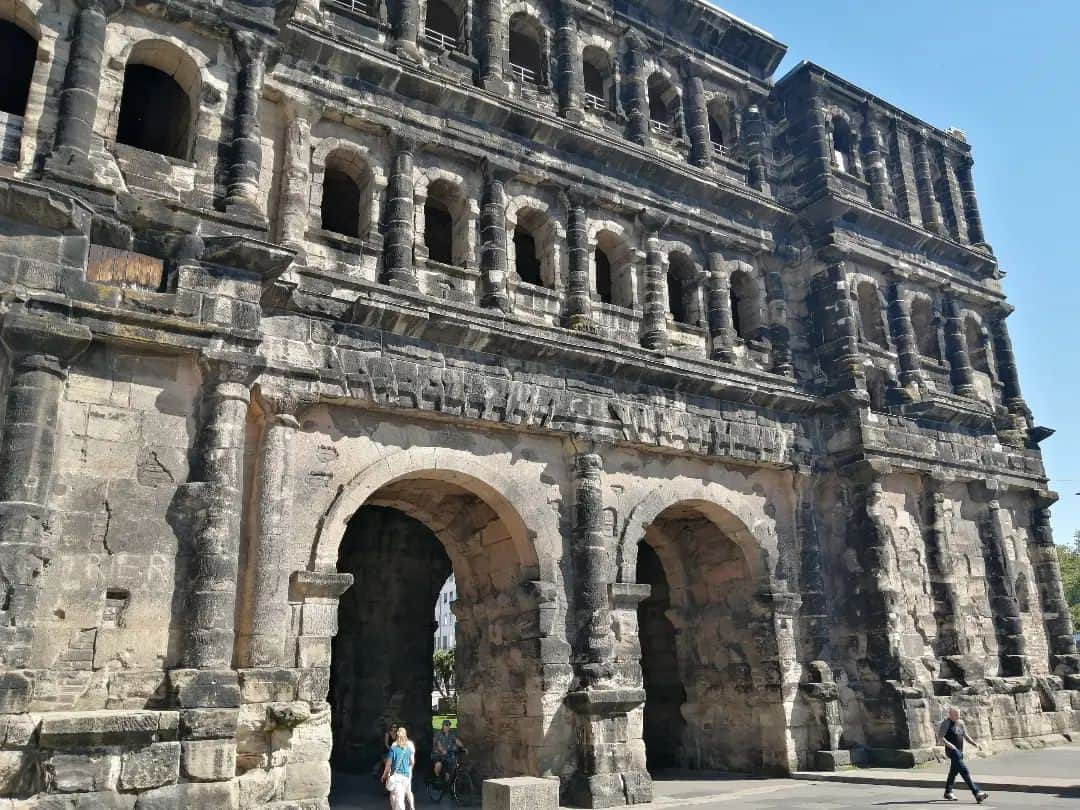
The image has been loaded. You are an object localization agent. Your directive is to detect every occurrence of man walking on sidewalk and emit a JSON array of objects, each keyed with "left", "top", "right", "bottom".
[{"left": 938, "top": 707, "right": 989, "bottom": 803}]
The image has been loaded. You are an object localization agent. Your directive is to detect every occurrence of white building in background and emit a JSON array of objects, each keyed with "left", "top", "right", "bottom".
[{"left": 434, "top": 574, "right": 457, "bottom": 651}]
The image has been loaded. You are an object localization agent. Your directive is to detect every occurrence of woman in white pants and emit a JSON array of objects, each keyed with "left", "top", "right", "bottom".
[{"left": 382, "top": 726, "right": 416, "bottom": 810}]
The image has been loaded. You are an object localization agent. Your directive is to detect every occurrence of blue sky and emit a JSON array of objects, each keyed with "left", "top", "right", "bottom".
[{"left": 708, "top": 0, "right": 1080, "bottom": 546}]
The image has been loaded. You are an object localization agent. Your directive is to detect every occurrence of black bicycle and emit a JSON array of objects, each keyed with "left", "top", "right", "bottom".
[{"left": 426, "top": 750, "right": 476, "bottom": 805}]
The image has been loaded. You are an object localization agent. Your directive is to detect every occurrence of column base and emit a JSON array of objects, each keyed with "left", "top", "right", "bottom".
[
  {"left": 562, "top": 107, "right": 585, "bottom": 124},
  {"left": 566, "top": 314, "right": 599, "bottom": 334},
  {"left": 640, "top": 331, "right": 668, "bottom": 352},
  {"left": 482, "top": 76, "right": 510, "bottom": 95},
  {"left": 565, "top": 771, "right": 652, "bottom": 808},
  {"left": 481, "top": 292, "right": 511, "bottom": 312},
  {"left": 169, "top": 669, "right": 241, "bottom": 709},
  {"left": 393, "top": 40, "right": 422, "bottom": 62}
]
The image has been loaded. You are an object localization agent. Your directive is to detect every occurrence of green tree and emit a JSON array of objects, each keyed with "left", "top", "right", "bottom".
[
  {"left": 433, "top": 648, "right": 455, "bottom": 701},
  {"left": 1058, "top": 534, "right": 1080, "bottom": 629}
]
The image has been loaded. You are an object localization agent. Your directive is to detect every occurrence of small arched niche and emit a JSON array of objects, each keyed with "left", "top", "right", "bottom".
[
  {"left": 857, "top": 281, "right": 889, "bottom": 348},
  {"left": 666, "top": 252, "right": 702, "bottom": 327},
  {"left": 508, "top": 13, "right": 545, "bottom": 86},
  {"left": 729, "top": 267, "right": 764, "bottom": 341},
  {"left": 513, "top": 207, "right": 557, "bottom": 289},
  {"left": 647, "top": 73, "right": 679, "bottom": 138},
  {"left": 116, "top": 41, "right": 201, "bottom": 160},
  {"left": 424, "top": 0, "right": 464, "bottom": 51},
  {"left": 594, "top": 229, "right": 634, "bottom": 308},
  {"left": 423, "top": 178, "right": 469, "bottom": 267},
  {"left": 321, "top": 149, "right": 375, "bottom": 240},
  {"left": 911, "top": 296, "right": 940, "bottom": 361},
  {"left": 582, "top": 46, "right": 614, "bottom": 113}
]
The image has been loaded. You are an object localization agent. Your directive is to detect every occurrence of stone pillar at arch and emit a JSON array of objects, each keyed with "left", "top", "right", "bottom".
[
  {"left": 479, "top": 163, "right": 511, "bottom": 311},
  {"left": 705, "top": 251, "right": 738, "bottom": 363},
  {"left": 989, "top": 306, "right": 1030, "bottom": 421},
  {"left": 382, "top": 136, "right": 419, "bottom": 290},
  {"left": 276, "top": 104, "right": 320, "bottom": 253},
  {"left": 939, "top": 145, "right": 969, "bottom": 243},
  {"left": 555, "top": 0, "right": 584, "bottom": 122},
  {"left": 0, "top": 314, "right": 91, "bottom": 669},
  {"left": 942, "top": 295, "right": 977, "bottom": 399},
  {"left": 563, "top": 190, "right": 596, "bottom": 332},
  {"left": 765, "top": 259, "right": 794, "bottom": 377},
  {"left": 478, "top": 0, "right": 508, "bottom": 94},
  {"left": 1028, "top": 492, "right": 1080, "bottom": 686},
  {"left": 226, "top": 31, "right": 275, "bottom": 218},
  {"left": 861, "top": 114, "right": 895, "bottom": 213},
  {"left": 45, "top": 0, "right": 124, "bottom": 178},
  {"left": 236, "top": 386, "right": 310, "bottom": 669},
  {"left": 640, "top": 225, "right": 668, "bottom": 351},
  {"left": 886, "top": 280, "right": 924, "bottom": 399},
  {"left": 808, "top": 251, "right": 864, "bottom": 394},
  {"left": 743, "top": 104, "right": 770, "bottom": 194},
  {"left": 391, "top": 0, "right": 421, "bottom": 61},
  {"left": 622, "top": 36, "right": 649, "bottom": 147},
  {"left": 956, "top": 153, "right": 989, "bottom": 249},
  {"left": 684, "top": 75, "right": 712, "bottom": 168},
  {"left": 911, "top": 131, "right": 945, "bottom": 235}
]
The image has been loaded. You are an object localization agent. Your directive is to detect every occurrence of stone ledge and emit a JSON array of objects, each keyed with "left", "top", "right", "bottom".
[{"left": 36, "top": 711, "right": 179, "bottom": 749}]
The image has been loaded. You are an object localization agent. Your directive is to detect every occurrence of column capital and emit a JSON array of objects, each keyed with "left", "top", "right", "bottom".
[
  {"left": 198, "top": 351, "right": 262, "bottom": 397},
  {"left": 253, "top": 384, "right": 315, "bottom": 426},
  {"left": 231, "top": 29, "right": 277, "bottom": 69},
  {"left": 1, "top": 314, "right": 92, "bottom": 369},
  {"left": 77, "top": 0, "right": 124, "bottom": 16}
]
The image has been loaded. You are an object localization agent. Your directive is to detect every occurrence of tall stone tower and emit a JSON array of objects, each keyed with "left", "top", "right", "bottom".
[{"left": 0, "top": 0, "right": 1076, "bottom": 806}]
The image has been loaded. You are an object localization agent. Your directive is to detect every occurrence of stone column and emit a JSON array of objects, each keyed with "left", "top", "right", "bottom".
[
  {"left": 226, "top": 32, "right": 273, "bottom": 216},
  {"left": 989, "top": 309, "right": 1029, "bottom": 418},
  {"left": 809, "top": 252, "right": 863, "bottom": 393},
  {"left": 942, "top": 295, "right": 977, "bottom": 398},
  {"left": 887, "top": 281, "right": 923, "bottom": 394},
  {"left": 238, "top": 387, "right": 306, "bottom": 668},
  {"left": 862, "top": 115, "right": 895, "bottom": 212},
  {"left": 858, "top": 478, "right": 905, "bottom": 683},
  {"left": 571, "top": 450, "right": 613, "bottom": 684},
  {"left": 555, "top": 0, "right": 584, "bottom": 122},
  {"left": 478, "top": 0, "right": 507, "bottom": 93},
  {"left": 479, "top": 165, "right": 510, "bottom": 311},
  {"left": 765, "top": 267, "right": 794, "bottom": 376},
  {"left": 382, "top": 137, "right": 419, "bottom": 291},
  {"left": 889, "top": 121, "right": 922, "bottom": 226},
  {"left": 48, "top": 0, "right": 122, "bottom": 172},
  {"left": 956, "top": 154, "right": 989, "bottom": 249},
  {"left": 806, "top": 81, "right": 834, "bottom": 193},
  {"left": 276, "top": 106, "right": 317, "bottom": 250},
  {"left": 939, "top": 147, "right": 969, "bottom": 243},
  {"left": 623, "top": 35, "right": 649, "bottom": 146},
  {"left": 392, "top": 0, "right": 421, "bottom": 59},
  {"left": 974, "top": 486, "right": 1027, "bottom": 678},
  {"left": 919, "top": 481, "right": 966, "bottom": 683},
  {"left": 640, "top": 225, "right": 668, "bottom": 351},
  {"left": 743, "top": 104, "right": 769, "bottom": 193},
  {"left": 684, "top": 75, "right": 712, "bottom": 168},
  {"left": 706, "top": 251, "right": 736, "bottom": 363},
  {"left": 181, "top": 355, "right": 255, "bottom": 671},
  {"left": 563, "top": 190, "right": 594, "bottom": 332},
  {"left": 1029, "top": 493, "right": 1080, "bottom": 684},
  {"left": 0, "top": 315, "right": 91, "bottom": 669},
  {"left": 912, "top": 131, "right": 944, "bottom": 235}
]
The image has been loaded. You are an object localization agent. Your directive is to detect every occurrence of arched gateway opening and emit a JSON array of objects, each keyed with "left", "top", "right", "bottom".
[
  {"left": 326, "top": 471, "right": 544, "bottom": 793},
  {"left": 635, "top": 501, "right": 785, "bottom": 774}
]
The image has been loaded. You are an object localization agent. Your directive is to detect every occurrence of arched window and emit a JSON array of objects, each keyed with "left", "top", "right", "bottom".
[
  {"left": 582, "top": 46, "right": 613, "bottom": 112},
  {"left": 319, "top": 150, "right": 373, "bottom": 239},
  {"left": 729, "top": 269, "right": 762, "bottom": 341},
  {"left": 116, "top": 42, "right": 199, "bottom": 160},
  {"left": 911, "top": 296, "right": 940, "bottom": 360},
  {"left": 831, "top": 117, "right": 856, "bottom": 175},
  {"left": 514, "top": 228, "right": 543, "bottom": 286},
  {"left": 667, "top": 269, "right": 687, "bottom": 323},
  {"left": 965, "top": 317, "right": 991, "bottom": 374},
  {"left": 595, "top": 247, "right": 613, "bottom": 304},
  {"left": 425, "top": 198, "right": 455, "bottom": 265},
  {"left": 508, "top": 14, "right": 544, "bottom": 86},
  {"left": 0, "top": 20, "right": 36, "bottom": 120},
  {"left": 424, "top": 0, "right": 462, "bottom": 51},
  {"left": 857, "top": 281, "right": 888, "bottom": 348},
  {"left": 667, "top": 253, "right": 701, "bottom": 326},
  {"left": 707, "top": 100, "right": 733, "bottom": 156},
  {"left": 647, "top": 74, "right": 677, "bottom": 137}
]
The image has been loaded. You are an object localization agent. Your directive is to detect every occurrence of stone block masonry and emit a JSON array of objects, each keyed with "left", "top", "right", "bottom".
[{"left": 0, "top": 0, "right": 1076, "bottom": 807}]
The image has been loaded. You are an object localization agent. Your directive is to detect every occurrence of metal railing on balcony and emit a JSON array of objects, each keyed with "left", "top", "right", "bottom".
[
  {"left": 583, "top": 92, "right": 606, "bottom": 112},
  {"left": 711, "top": 141, "right": 728, "bottom": 157},
  {"left": 332, "top": 0, "right": 377, "bottom": 16},
  {"left": 424, "top": 27, "right": 458, "bottom": 51},
  {"left": 650, "top": 119, "right": 672, "bottom": 137},
  {"left": 511, "top": 63, "right": 538, "bottom": 85}
]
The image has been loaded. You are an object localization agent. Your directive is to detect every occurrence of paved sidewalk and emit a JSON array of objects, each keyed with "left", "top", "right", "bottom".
[{"left": 792, "top": 742, "right": 1080, "bottom": 796}]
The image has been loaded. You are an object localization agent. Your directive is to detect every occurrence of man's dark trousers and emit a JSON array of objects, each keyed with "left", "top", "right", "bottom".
[{"left": 946, "top": 749, "right": 981, "bottom": 796}]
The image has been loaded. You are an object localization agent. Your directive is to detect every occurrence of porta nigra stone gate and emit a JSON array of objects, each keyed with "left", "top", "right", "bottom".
[{"left": 0, "top": 0, "right": 1076, "bottom": 806}]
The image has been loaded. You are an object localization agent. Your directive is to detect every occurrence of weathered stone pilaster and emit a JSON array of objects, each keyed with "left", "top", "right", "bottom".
[
  {"left": 973, "top": 486, "right": 1027, "bottom": 678},
  {"left": 706, "top": 252, "right": 736, "bottom": 363},
  {"left": 226, "top": 32, "right": 273, "bottom": 216},
  {"left": 180, "top": 355, "right": 255, "bottom": 671},
  {"left": 623, "top": 36, "right": 649, "bottom": 146},
  {"left": 237, "top": 388, "right": 307, "bottom": 668},
  {"left": 479, "top": 165, "right": 511, "bottom": 311},
  {"left": 555, "top": 0, "right": 584, "bottom": 122},
  {"left": 47, "top": 0, "right": 122, "bottom": 175},
  {"left": 806, "top": 82, "right": 834, "bottom": 193},
  {"left": 888, "top": 122, "right": 922, "bottom": 226},
  {"left": 911, "top": 131, "right": 944, "bottom": 235},
  {"left": 382, "top": 137, "right": 418, "bottom": 290},
  {"left": 564, "top": 191, "right": 595, "bottom": 332},
  {"left": 765, "top": 267, "right": 793, "bottom": 376},
  {"left": 989, "top": 312, "right": 1030, "bottom": 419},
  {"left": 1028, "top": 494, "right": 1080, "bottom": 684},
  {"left": 276, "top": 107, "right": 316, "bottom": 250},
  {"left": 918, "top": 481, "right": 967, "bottom": 684},
  {"left": 391, "top": 0, "right": 421, "bottom": 59},
  {"left": 639, "top": 227, "right": 667, "bottom": 351},
  {"left": 684, "top": 76, "right": 712, "bottom": 168},
  {"left": 743, "top": 104, "right": 769, "bottom": 193},
  {"left": 809, "top": 255, "right": 863, "bottom": 393},
  {"left": 479, "top": 0, "right": 507, "bottom": 93},
  {"left": 0, "top": 314, "right": 91, "bottom": 668},
  {"left": 887, "top": 281, "right": 923, "bottom": 396},
  {"left": 956, "top": 154, "right": 989, "bottom": 249},
  {"left": 942, "top": 295, "right": 977, "bottom": 398},
  {"left": 571, "top": 450, "right": 612, "bottom": 682},
  {"left": 939, "top": 146, "right": 969, "bottom": 243},
  {"left": 862, "top": 115, "right": 895, "bottom": 213}
]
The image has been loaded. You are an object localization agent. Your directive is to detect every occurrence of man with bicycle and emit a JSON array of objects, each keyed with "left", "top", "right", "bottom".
[{"left": 431, "top": 719, "right": 466, "bottom": 782}]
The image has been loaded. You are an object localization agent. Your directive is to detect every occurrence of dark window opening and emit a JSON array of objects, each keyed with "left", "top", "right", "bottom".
[
  {"left": 116, "top": 64, "right": 191, "bottom": 159},
  {"left": 514, "top": 228, "right": 543, "bottom": 286},
  {"left": 966, "top": 318, "right": 991, "bottom": 374},
  {"left": 595, "top": 248, "right": 613, "bottom": 304},
  {"left": 708, "top": 115, "right": 726, "bottom": 153},
  {"left": 649, "top": 90, "right": 671, "bottom": 124},
  {"left": 508, "top": 21, "right": 543, "bottom": 85},
  {"left": 425, "top": 200, "right": 454, "bottom": 265},
  {"left": 584, "top": 62, "right": 604, "bottom": 98},
  {"left": 667, "top": 271, "right": 687, "bottom": 323},
  {"left": 832, "top": 118, "right": 854, "bottom": 174},
  {"left": 730, "top": 270, "right": 759, "bottom": 340},
  {"left": 857, "top": 282, "right": 888, "bottom": 347},
  {"left": 0, "top": 21, "right": 36, "bottom": 118},
  {"left": 912, "top": 298, "right": 940, "bottom": 360},
  {"left": 322, "top": 168, "right": 362, "bottom": 238},
  {"left": 582, "top": 48, "right": 612, "bottom": 111},
  {"left": 425, "top": 0, "right": 460, "bottom": 49}
]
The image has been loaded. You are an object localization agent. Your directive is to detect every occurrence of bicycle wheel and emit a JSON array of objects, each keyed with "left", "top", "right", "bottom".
[
  {"left": 426, "top": 774, "right": 446, "bottom": 803},
  {"left": 452, "top": 769, "right": 475, "bottom": 806}
]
